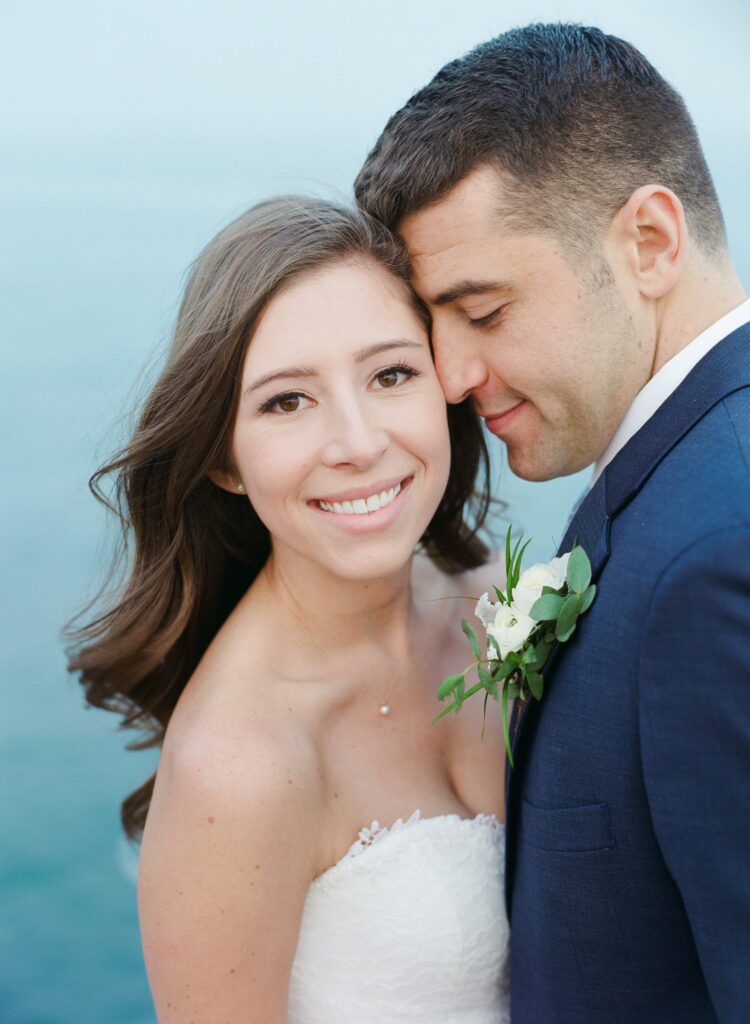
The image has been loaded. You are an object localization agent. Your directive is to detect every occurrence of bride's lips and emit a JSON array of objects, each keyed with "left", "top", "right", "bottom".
[
  {"left": 483, "top": 401, "right": 526, "bottom": 436},
  {"left": 308, "top": 475, "right": 414, "bottom": 535}
]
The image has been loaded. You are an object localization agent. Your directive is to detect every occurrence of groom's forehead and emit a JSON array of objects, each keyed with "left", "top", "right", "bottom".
[
  {"left": 399, "top": 192, "right": 530, "bottom": 302},
  {"left": 396, "top": 166, "right": 547, "bottom": 284},
  {"left": 400, "top": 167, "right": 504, "bottom": 245}
]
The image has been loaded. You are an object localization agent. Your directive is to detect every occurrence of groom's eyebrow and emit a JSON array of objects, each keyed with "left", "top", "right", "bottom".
[{"left": 431, "top": 280, "right": 508, "bottom": 306}]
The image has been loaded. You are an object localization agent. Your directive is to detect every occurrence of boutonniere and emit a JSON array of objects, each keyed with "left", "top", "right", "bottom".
[{"left": 435, "top": 528, "right": 597, "bottom": 766}]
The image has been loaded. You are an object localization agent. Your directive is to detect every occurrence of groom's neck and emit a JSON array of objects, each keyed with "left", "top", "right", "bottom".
[{"left": 650, "top": 253, "right": 747, "bottom": 378}]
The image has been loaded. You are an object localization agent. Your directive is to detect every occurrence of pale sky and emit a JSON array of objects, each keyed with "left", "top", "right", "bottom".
[{"left": 3, "top": 1, "right": 749, "bottom": 187}]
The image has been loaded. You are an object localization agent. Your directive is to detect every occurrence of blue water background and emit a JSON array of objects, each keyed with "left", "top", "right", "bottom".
[{"left": 2, "top": 2, "right": 749, "bottom": 1021}]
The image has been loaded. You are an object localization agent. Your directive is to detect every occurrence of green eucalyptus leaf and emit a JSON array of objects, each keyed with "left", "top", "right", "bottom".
[
  {"left": 578, "top": 583, "right": 597, "bottom": 615},
  {"left": 555, "top": 592, "right": 582, "bottom": 640},
  {"left": 532, "top": 639, "right": 553, "bottom": 671},
  {"left": 496, "top": 654, "right": 518, "bottom": 678},
  {"left": 461, "top": 618, "right": 482, "bottom": 661},
  {"left": 567, "top": 545, "right": 592, "bottom": 594},
  {"left": 556, "top": 619, "right": 578, "bottom": 643},
  {"left": 437, "top": 673, "right": 465, "bottom": 701},
  {"left": 529, "top": 592, "right": 565, "bottom": 621},
  {"left": 527, "top": 671, "right": 544, "bottom": 700},
  {"left": 522, "top": 643, "right": 537, "bottom": 666},
  {"left": 478, "top": 663, "right": 494, "bottom": 689},
  {"left": 507, "top": 680, "right": 521, "bottom": 700}
]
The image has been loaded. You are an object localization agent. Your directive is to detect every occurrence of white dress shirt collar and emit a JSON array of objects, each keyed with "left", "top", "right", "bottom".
[{"left": 592, "top": 297, "right": 750, "bottom": 483}]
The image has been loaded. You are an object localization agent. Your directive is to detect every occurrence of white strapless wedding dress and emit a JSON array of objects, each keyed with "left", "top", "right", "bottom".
[{"left": 288, "top": 810, "right": 509, "bottom": 1023}]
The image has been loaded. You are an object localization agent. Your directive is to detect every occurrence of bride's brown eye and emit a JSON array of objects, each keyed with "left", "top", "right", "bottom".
[
  {"left": 278, "top": 394, "right": 300, "bottom": 412},
  {"left": 377, "top": 369, "right": 400, "bottom": 388}
]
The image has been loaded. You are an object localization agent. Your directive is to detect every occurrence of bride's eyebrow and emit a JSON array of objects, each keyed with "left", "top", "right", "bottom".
[
  {"left": 355, "top": 339, "right": 423, "bottom": 363},
  {"left": 246, "top": 365, "right": 317, "bottom": 393},
  {"left": 246, "top": 339, "right": 423, "bottom": 393}
]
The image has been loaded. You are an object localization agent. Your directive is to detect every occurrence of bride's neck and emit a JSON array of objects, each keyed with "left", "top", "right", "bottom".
[{"left": 256, "top": 546, "right": 419, "bottom": 665}]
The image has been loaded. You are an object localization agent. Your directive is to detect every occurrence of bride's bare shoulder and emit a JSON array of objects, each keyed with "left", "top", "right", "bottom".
[
  {"left": 139, "top": 677, "right": 325, "bottom": 1021},
  {"left": 147, "top": 657, "right": 326, "bottom": 869}
]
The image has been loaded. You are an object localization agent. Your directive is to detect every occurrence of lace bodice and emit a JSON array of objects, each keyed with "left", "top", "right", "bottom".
[{"left": 288, "top": 810, "right": 509, "bottom": 1023}]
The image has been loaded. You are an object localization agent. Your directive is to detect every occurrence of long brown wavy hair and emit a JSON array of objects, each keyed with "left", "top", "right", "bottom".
[{"left": 66, "top": 196, "right": 492, "bottom": 840}]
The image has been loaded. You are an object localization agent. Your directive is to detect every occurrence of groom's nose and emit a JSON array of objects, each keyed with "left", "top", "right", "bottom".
[{"left": 433, "top": 330, "right": 489, "bottom": 404}]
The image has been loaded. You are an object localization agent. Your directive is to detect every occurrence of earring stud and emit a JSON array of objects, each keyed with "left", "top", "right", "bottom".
[{"left": 235, "top": 480, "right": 245, "bottom": 493}]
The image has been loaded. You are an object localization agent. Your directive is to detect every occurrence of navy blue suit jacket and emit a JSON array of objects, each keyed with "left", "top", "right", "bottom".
[{"left": 506, "top": 323, "right": 750, "bottom": 1023}]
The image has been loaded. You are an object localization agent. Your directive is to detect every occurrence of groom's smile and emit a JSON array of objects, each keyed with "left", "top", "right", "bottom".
[
  {"left": 482, "top": 400, "right": 527, "bottom": 438},
  {"left": 399, "top": 164, "right": 648, "bottom": 482}
]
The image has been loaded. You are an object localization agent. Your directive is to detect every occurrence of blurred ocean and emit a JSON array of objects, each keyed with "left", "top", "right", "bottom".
[{"left": 2, "top": 3, "right": 748, "bottom": 1021}]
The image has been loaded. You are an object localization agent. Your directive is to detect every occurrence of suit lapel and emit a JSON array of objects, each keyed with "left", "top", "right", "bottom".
[{"left": 504, "top": 321, "right": 750, "bottom": 917}]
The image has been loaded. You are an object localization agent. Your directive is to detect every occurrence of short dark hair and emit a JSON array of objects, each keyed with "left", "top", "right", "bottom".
[{"left": 355, "top": 23, "right": 726, "bottom": 257}]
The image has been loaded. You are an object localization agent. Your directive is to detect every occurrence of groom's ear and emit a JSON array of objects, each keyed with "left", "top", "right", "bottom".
[{"left": 606, "top": 184, "right": 688, "bottom": 300}]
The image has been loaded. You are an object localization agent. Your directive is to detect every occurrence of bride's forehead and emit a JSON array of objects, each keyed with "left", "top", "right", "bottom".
[
  {"left": 263, "top": 260, "right": 414, "bottom": 322},
  {"left": 243, "top": 268, "right": 427, "bottom": 373}
]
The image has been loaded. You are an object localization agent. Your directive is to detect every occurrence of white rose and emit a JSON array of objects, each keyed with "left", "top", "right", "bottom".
[
  {"left": 487, "top": 604, "right": 536, "bottom": 660},
  {"left": 513, "top": 553, "right": 571, "bottom": 618}
]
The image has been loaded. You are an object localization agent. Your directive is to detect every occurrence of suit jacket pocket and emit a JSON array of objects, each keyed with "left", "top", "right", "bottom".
[{"left": 521, "top": 799, "right": 616, "bottom": 853}]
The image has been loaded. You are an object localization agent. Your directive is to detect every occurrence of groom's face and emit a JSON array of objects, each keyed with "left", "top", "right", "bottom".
[{"left": 400, "top": 165, "right": 649, "bottom": 480}]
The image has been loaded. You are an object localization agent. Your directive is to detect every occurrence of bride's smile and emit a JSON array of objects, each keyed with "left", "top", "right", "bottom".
[{"left": 309, "top": 474, "right": 413, "bottom": 534}]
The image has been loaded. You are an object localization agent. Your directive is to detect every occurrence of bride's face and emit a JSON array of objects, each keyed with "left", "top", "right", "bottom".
[{"left": 229, "top": 258, "right": 451, "bottom": 581}]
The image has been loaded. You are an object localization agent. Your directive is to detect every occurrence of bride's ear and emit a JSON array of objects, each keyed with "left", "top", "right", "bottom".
[{"left": 208, "top": 468, "right": 246, "bottom": 494}]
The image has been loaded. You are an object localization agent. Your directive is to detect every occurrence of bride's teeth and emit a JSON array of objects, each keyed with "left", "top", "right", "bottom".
[{"left": 317, "top": 480, "right": 406, "bottom": 514}]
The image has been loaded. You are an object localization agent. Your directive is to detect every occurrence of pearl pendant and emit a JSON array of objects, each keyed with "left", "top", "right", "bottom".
[{"left": 379, "top": 704, "right": 392, "bottom": 716}]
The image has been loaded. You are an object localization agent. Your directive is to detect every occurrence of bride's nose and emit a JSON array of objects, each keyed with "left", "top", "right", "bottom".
[{"left": 320, "top": 398, "right": 389, "bottom": 470}]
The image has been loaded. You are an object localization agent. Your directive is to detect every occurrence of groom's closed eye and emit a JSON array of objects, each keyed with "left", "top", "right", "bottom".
[{"left": 467, "top": 308, "right": 505, "bottom": 329}]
